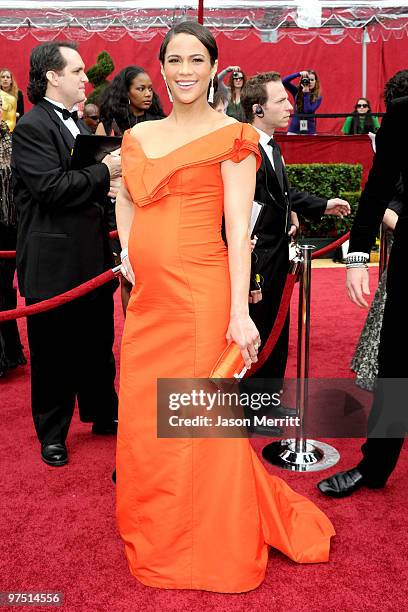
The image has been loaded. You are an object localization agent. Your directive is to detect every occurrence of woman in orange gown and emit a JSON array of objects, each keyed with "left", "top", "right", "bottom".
[{"left": 115, "top": 21, "right": 335, "bottom": 593}]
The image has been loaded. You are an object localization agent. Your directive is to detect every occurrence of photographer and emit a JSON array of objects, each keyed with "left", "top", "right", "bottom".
[
  {"left": 282, "top": 70, "right": 322, "bottom": 134},
  {"left": 217, "top": 65, "right": 247, "bottom": 121}
]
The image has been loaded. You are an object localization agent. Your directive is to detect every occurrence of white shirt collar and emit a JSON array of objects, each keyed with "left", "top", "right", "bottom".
[
  {"left": 253, "top": 126, "right": 274, "bottom": 149},
  {"left": 43, "top": 97, "right": 80, "bottom": 139},
  {"left": 44, "top": 97, "right": 78, "bottom": 112}
]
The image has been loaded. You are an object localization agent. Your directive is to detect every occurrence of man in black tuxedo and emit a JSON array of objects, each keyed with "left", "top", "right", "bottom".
[
  {"left": 318, "top": 71, "right": 408, "bottom": 497},
  {"left": 240, "top": 72, "right": 349, "bottom": 397},
  {"left": 12, "top": 41, "right": 122, "bottom": 466}
]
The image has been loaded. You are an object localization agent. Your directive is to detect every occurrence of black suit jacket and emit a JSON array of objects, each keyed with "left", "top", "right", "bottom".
[
  {"left": 252, "top": 143, "right": 327, "bottom": 292},
  {"left": 12, "top": 99, "right": 112, "bottom": 299},
  {"left": 350, "top": 96, "right": 408, "bottom": 253}
]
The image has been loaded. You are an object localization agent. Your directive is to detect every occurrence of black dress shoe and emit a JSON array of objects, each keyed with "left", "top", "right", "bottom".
[
  {"left": 318, "top": 468, "right": 365, "bottom": 498},
  {"left": 41, "top": 443, "right": 68, "bottom": 467},
  {"left": 92, "top": 420, "right": 118, "bottom": 435}
]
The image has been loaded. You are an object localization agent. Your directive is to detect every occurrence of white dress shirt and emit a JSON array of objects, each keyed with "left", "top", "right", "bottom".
[
  {"left": 43, "top": 97, "right": 80, "bottom": 139},
  {"left": 254, "top": 126, "right": 276, "bottom": 171}
]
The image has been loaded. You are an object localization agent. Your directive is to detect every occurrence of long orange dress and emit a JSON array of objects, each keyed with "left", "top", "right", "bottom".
[{"left": 116, "top": 121, "right": 335, "bottom": 593}]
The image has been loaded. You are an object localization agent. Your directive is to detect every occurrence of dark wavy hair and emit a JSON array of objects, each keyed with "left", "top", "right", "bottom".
[
  {"left": 27, "top": 41, "right": 77, "bottom": 104},
  {"left": 159, "top": 21, "right": 218, "bottom": 66},
  {"left": 241, "top": 71, "right": 281, "bottom": 123},
  {"left": 384, "top": 69, "right": 408, "bottom": 109},
  {"left": 296, "top": 69, "right": 321, "bottom": 113},
  {"left": 99, "top": 65, "right": 165, "bottom": 134},
  {"left": 347, "top": 98, "right": 377, "bottom": 134}
]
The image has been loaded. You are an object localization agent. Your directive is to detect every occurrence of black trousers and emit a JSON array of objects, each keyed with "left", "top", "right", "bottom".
[
  {"left": 358, "top": 223, "right": 406, "bottom": 485},
  {"left": 26, "top": 284, "right": 118, "bottom": 446},
  {"left": 249, "top": 275, "right": 289, "bottom": 392}
]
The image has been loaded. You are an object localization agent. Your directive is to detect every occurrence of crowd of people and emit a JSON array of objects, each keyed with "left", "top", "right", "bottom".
[
  {"left": 81, "top": 66, "right": 384, "bottom": 136},
  {"left": 0, "top": 22, "right": 406, "bottom": 594}
]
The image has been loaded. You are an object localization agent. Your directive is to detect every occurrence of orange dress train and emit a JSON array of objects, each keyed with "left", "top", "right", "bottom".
[{"left": 116, "top": 122, "right": 335, "bottom": 593}]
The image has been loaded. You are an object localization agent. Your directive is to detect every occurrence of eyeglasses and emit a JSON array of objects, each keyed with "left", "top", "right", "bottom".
[
  {"left": 86, "top": 115, "right": 100, "bottom": 120},
  {"left": 356, "top": 104, "right": 368, "bottom": 108}
]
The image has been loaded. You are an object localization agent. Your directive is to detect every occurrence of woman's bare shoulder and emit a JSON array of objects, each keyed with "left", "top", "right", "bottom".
[{"left": 130, "top": 118, "right": 168, "bottom": 142}]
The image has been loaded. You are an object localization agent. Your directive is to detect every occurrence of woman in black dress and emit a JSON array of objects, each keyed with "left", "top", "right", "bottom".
[{"left": 96, "top": 65, "right": 165, "bottom": 136}]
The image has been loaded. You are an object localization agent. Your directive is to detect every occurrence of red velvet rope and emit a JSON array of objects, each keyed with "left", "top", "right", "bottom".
[
  {"left": 243, "top": 230, "right": 351, "bottom": 375},
  {"left": 311, "top": 231, "right": 350, "bottom": 259},
  {"left": 0, "top": 268, "right": 118, "bottom": 322},
  {"left": 245, "top": 272, "right": 297, "bottom": 377},
  {"left": 0, "top": 229, "right": 119, "bottom": 260}
]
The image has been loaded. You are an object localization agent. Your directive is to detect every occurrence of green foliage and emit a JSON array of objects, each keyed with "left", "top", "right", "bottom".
[
  {"left": 86, "top": 51, "right": 115, "bottom": 106},
  {"left": 286, "top": 163, "right": 362, "bottom": 236},
  {"left": 86, "top": 83, "right": 109, "bottom": 106}
]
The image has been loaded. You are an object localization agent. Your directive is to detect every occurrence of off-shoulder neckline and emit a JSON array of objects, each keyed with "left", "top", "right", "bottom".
[{"left": 126, "top": 121, "right": 245, "bottom": 161}]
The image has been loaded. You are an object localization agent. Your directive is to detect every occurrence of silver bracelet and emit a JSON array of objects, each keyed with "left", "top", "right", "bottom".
[
  {"left": 346, "top": 262, "right": 368, "bottom": 269},
  {"left": 345, "top": 254, "right": 369, "bottom": 265}
]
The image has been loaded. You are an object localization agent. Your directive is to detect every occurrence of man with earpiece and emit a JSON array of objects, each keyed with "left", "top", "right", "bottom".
[{"left": 240, "top": 72, "right": 350, "bottom": 403}]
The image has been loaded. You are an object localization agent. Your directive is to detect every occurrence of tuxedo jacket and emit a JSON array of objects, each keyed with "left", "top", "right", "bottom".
[
  {"left": 252, "top": 143, "right": 327, "bottom": 293},
  {"left": 12, "top": 99, "right": 112, "bottom": 299},
  {"left": 350, "top": 95, "right": 408, "bottom": 253}
]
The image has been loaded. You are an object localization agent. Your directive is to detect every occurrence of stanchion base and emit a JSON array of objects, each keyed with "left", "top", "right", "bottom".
[{"left": 262, "top": 439, "right": 340, "bottom": 472}]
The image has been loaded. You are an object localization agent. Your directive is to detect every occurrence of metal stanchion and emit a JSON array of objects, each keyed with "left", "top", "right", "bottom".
[
  {"left": 378, "top": 223, "right": 388, "bottom": 282},
  {"left": 262, "top": 245, "right": 340, "bottom": 472}
]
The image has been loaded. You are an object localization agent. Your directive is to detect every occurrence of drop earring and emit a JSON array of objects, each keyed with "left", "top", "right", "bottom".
[
  {"left": 208, "top": 76, "right": 215, "bottom": 103},
  {"left": 164, "top": 79, "right": 173, "bottom": 103}
]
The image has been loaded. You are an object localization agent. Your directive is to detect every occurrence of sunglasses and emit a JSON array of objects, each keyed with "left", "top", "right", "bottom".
[
  {"left": 357, "top": 104, "right": 368, "bottom": 108},
  {"left": 233, "top": 76, "right": 243, "bottom": 80}
]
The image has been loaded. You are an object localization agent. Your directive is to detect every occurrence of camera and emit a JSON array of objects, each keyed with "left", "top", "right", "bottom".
[
  {"left": 300, "top": 76, "right": 311, "bottom": 86},
  {"left": 232, "top": 71, "right": 241, "bottom": 78}
]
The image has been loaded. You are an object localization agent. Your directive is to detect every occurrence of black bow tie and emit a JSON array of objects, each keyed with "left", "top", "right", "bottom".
[
  {"left": 47, "top": 101, "right": 78, "bottom": 122},
  {"left": 60, "top": 108, "right": 78, "bottom": 122}
]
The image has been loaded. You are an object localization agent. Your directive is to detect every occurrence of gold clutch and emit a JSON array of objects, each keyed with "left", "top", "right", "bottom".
[{"left": 209, "top": 342, "right": 247, "bottom": 379}]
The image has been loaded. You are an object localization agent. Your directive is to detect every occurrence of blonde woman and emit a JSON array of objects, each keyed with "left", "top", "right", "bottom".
[{"left": 0, "top": 68, "right": 24, "bottom": 121}]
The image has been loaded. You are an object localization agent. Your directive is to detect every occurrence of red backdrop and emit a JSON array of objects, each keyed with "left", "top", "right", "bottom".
[{"left": 1, "top": 30, "right": 407, "bottom": 133}]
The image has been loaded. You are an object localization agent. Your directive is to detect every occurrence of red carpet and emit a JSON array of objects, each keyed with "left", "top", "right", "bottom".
[{"left": 0, "top": 267, "right": 406, "bottom": 611}]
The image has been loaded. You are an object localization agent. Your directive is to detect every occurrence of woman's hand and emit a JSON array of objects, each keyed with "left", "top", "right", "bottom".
[
  {"left": 346, "top": 267, "right": 370, "bottom": 308},
  {"left": 120, "top": 248, "right": 135, "bottom": 286},
  {"left": 383, "top": 208, "right": 398, "bottom": 231},
  {"left": 108, "top": 177, "right": 121, "bottom": 199},
  {"left": 226, "top": 313, "right": 261, "bottom": 369}
]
